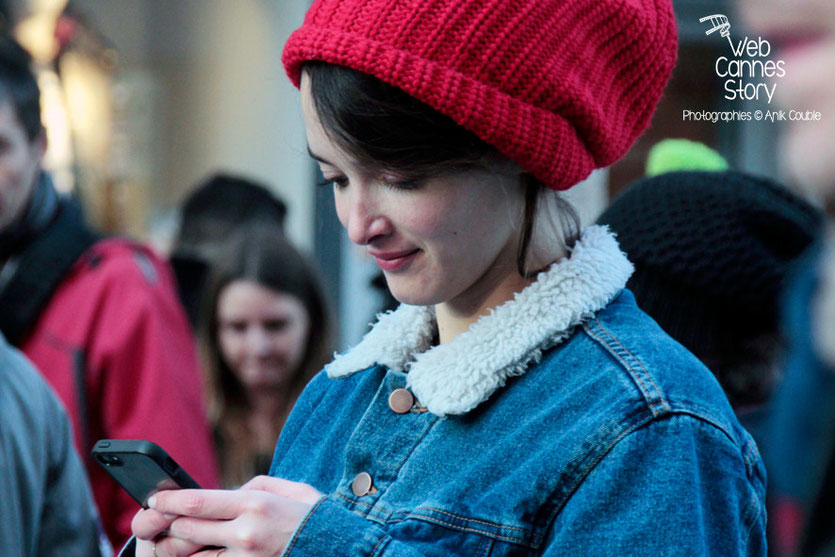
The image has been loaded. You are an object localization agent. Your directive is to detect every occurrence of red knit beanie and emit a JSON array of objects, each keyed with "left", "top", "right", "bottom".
[{"left": 283, "top": 0, "right": 678, "bottom": 191}]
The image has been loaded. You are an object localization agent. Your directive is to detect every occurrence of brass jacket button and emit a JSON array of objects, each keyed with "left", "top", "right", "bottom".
[
  {"left": 388, "top": 388, "right": 415, "bottom": 414},
  {"left": 351, "top": 472, "right": 374, "bottom": 497}
]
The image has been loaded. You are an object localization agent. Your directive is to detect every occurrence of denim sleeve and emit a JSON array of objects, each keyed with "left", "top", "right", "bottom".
[
  {"left": 282, "top": 496, "right": 427, "bottom": 556},
  {"left": 541, "top": 414, "right": 766, "bottom": 556}
]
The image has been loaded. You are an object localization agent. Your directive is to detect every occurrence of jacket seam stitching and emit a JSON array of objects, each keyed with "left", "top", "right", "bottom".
[
  {"left": 386, "top": 411, "right": 442, "bottom": 483},
  {"left": 742, "top": 439, "right": 761, "bottom": 475},
  {"left": 283, "top": 495, "right": 327, "bottom": 555},
  {"left": 334, "top": 491, "right": 376, "bottom": 511},
  {"left": 416, "top": 507, "right": 530, "bottom": 532},
  {"left": 385, "top": 514, "right": 535, "bottom": 546},
  {"left": 592, "top": 317, "right": 666, "bottom": 407},
  {"left": 540, "top": 415, "right": 657, "bottom": 544},
  {"left": 541, "top": 413, "right": 763, "bottom": 554},
  {"left": 335, "top": 404, "right": 444, "bottom": 521},
  {"left": 331, "top": 494, "right": 533, "bottom": 542},
  {"left": 741, "top": 487, "right": 767, "bottom": 550},
  {"left": 370, "top": 534, "right": 389, "bottom": 556},
  {"left": 667, "top": 408, "right": 748, "bottom": 451},
  {"left": 583, "top": 318, "right": 668, "bottom": 414},
  {"left": 539, "top": 410, "right": 746, "bottom": 544}
]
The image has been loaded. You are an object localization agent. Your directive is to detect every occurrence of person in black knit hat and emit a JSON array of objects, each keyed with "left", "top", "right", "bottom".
[
  {"left": 170, "top": 173, "right": 288, "bottom": 329},
  {"left": 598, "top": 170, "right": 823, "bottom": 411}
]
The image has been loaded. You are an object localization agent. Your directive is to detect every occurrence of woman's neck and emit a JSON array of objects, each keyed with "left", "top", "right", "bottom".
[
  {"left": 435, "top": 261, "right": 533, "bottom": 345},
  {"left": 435, "top": 228, "right": 568, "bottom": 345},
  {"left": 245, "top": 389, "right": 286, "bottom": 449}
]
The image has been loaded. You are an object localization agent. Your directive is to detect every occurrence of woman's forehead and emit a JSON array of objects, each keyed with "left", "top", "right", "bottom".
[
  {"left": 300, "top": 87, "right": 373, "bottom": 176},
  {"left": 299, "top": 76, "right": 339, "bottom": 160}
]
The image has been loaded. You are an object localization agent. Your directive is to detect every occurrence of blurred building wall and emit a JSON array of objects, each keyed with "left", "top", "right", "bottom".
[{"left": 74, "top": 0, "right": 314, "bottom": 252}]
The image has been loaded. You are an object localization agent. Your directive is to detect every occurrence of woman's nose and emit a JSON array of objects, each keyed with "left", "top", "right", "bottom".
[
  {"left": 246, "top": 327, "right": 273, "bottom": 357},
  {"left": 338, "top": 186, "right": 390, "bottom": 245}
]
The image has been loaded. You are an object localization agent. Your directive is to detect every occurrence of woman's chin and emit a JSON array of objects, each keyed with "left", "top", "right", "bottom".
[
  {"left": 386, "top": 285, "right": 445, "bottom": 307},
  {"left": 240, "top": 372, "right": 291, "bottom": 391}
]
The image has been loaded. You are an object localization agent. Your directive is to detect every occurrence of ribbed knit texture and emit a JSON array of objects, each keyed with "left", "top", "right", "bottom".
[
  {"left": 283, "top": 0, "right": 678, "bottom": 191},
  {"left": 598, "top": 171, "right": 822, "bottom": 358}
]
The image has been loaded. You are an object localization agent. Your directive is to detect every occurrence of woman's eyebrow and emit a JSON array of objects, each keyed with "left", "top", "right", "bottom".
[{"left": 307, "top": 145, "right": 332, "bottom": 165}]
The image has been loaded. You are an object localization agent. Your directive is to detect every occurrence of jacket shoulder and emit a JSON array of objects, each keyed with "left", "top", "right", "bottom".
[
  {"left": 49, "top": 238, "right": 181, "bottom": 317},
  {"left": 561, "top": 289, "right": 748, "bottom": 445},
  {"left": 71, "top": 238, "right": 170, "bottom": 286}
]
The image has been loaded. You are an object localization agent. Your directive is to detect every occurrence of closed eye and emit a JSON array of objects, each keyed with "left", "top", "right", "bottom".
[
  {"left": 263, "top": 319, "right": 289, "bottom": 332},
  {"left": 317, "top": 176, "right": 349, "bottom": 189},
  {"left": 221, "top": 321, "right": 247, "bottom": 333},
  {"left": 381, "top": 179, "right": 419, "bottom": 191}
]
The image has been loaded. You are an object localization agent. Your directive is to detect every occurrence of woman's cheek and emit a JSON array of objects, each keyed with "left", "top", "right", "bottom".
[{"left": 218, "top": 332, "right": 243, "bottom": 370}]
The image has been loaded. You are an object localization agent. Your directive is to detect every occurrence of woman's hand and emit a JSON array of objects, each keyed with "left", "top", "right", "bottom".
[{"left": 132, "top": 476, "right": 322, "bottom": 556}]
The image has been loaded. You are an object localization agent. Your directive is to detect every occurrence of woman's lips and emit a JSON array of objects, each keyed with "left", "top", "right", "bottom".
[{"left": 371, "top": 249, "right": 420, "bottom": 272}]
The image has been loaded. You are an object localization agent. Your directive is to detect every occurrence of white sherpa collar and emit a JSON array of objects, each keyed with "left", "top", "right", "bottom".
[{"left": 326, "top": 225, "right": 633, "bottom": 416}]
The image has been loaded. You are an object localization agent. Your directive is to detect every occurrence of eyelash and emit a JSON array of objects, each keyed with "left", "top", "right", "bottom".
[
  {"left": 316, "top": 176, "right": 419, "bottom": 191},
  {"left": 383, "top": 179, "right": 419, "bottom": 191},
  {"left": 317, "top": 176, "right": 348, "bottom": 188}
]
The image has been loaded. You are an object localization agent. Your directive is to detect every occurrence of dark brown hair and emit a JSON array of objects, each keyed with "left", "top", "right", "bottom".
[{"left": 0, "top": 34, "right": 43, "bottom": 140}]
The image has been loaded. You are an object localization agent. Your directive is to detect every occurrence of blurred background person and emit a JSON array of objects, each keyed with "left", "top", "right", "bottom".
[
  {"left": 598, "top": 169, "right": 821, "bottom": 419},
  {"left": 199, "top": 224, "right": 332, "bottom": 488},
  {"left": 741, "top": 2, "right": 835, "bottom": 555},
  {"left": 741, "top": 0, "right": 835, "bottom": 211},
  {"left": 742, "top": 2, "right": 835, "bottom": 555},
  {"left": 1, "top": 331, "right": 111, "bottom": 557},
  {"left": 0, "top": 33, "right": 219, "bottom": 550},
  {"left": 598, "top": 169, "right": 822, "bottom": 554},
  {"left": 169, "top": 173, "right": 288, "bottom": 330}
]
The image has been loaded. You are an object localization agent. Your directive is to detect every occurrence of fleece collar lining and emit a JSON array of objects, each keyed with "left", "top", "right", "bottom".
[{"left": 326, "top": 225, "right": 633, "bottom": 416}]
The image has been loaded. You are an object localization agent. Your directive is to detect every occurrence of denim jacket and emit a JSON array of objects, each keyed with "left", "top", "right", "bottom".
[{"left": 271, "top": 226, "right": 766, "bottom": 556}]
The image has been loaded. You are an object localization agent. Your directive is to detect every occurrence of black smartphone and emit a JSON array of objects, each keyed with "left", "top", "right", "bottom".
[{"left": 92, "top": 439, "right": 201, "bottom": 508}]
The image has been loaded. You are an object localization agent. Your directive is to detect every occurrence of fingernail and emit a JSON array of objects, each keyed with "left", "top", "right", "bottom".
[
  {"left": 163, "top": 513, "right": 177, "bottom": 520},
  {"left": 147, "top": 495, "right": 157, "bottom": 508}
]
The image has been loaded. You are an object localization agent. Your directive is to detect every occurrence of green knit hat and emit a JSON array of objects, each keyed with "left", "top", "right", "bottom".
[{"left": 646, "top": 139, "right": 729, "bottom": 176}]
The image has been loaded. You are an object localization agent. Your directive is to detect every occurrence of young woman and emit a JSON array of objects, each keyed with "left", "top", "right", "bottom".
[
  {"left": 128, "top": 1, "right": 767, "bottom": 555},
  {"left": 199, "top": 225, "right": 332, "bottom": 488}
]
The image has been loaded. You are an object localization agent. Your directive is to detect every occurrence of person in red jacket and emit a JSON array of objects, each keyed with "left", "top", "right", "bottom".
[{"left": 0, "top": 34, "right": 220, "bottom": 550}]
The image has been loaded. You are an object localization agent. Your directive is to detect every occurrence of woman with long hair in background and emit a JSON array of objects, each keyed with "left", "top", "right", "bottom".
[{"left": 199, "top": 224, "right": 332, "bottom": 488}]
